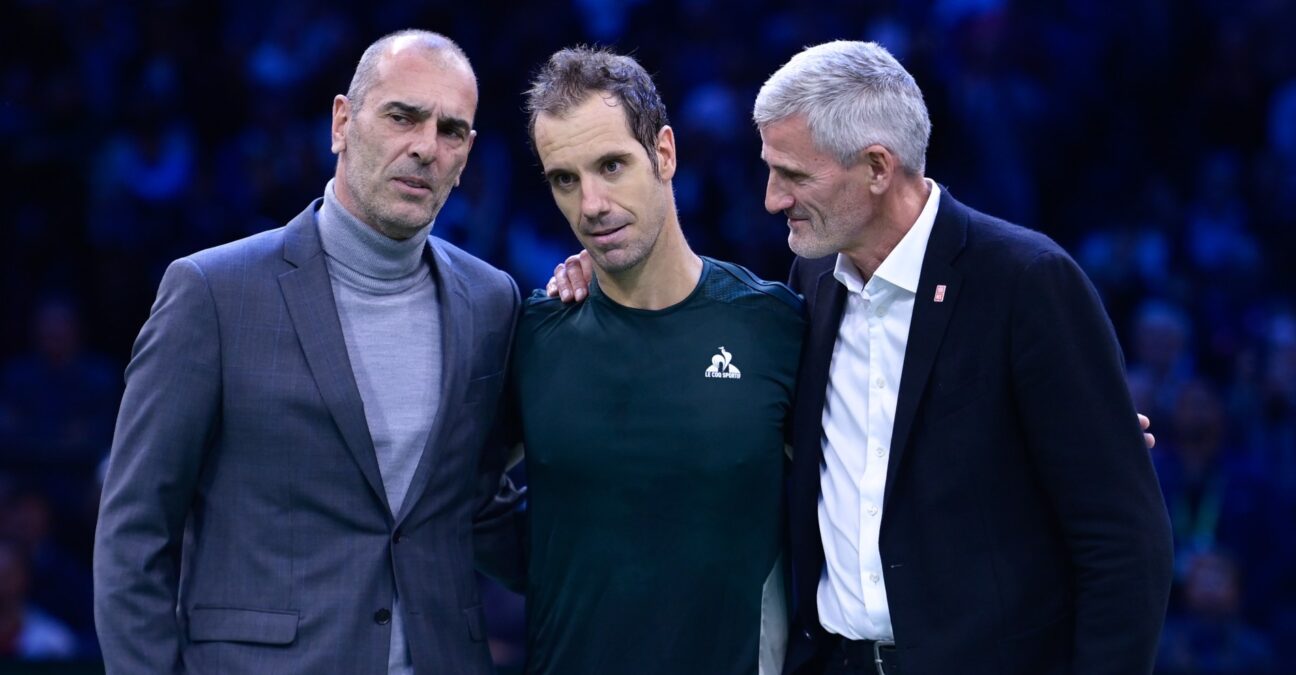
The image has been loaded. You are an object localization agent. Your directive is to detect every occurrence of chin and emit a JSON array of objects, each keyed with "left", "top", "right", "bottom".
[
  {"left": 391, "top": 207, "right": 436, "bottom": 230},
  {"left": 592, "top": 249, "right": 646, "bottom": 274},
  {"left": 788, "top": 236, "right": 832, "bottom": 260}
]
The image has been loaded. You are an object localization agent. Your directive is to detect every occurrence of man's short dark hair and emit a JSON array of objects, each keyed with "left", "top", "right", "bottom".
[{"left": 525, "top": 46, "right": 670, "bottom": 178}]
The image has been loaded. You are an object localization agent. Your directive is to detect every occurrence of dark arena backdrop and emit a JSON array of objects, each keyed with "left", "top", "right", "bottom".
[{"left": 1, "top": 1, "right": 1294, "bottom": 673}]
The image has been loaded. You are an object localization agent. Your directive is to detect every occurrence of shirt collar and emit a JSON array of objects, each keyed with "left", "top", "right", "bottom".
[{"left": 833, "top": 178, "right": 941, "bottom": 295}]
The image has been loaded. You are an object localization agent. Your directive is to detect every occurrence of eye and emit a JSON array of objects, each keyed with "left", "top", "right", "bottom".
[
  {"left": 389, "top": 113, "right": 412, "bottom": 126},
  {"left": 603, "top": 159, "right": 622, "bottom": 174},
  {"left": 776, "top": 167, "right": 807, "bottom": 184},
  {"left": 439, "top": 123, "right": 468, "bottom": 140},
  {"left": 550, "top": 173, "right": 576, "bottom": 189}
]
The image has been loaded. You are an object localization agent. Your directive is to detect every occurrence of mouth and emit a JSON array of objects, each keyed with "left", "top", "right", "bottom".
[
  {"left": 777, "top": 208, "right": 808, "bottom": 228},
  {"left": 393, "top": 176, "right": 433, "bottom": 194},
  {"left": 586, "top": 224, "right": 629, "bottom": 247}
]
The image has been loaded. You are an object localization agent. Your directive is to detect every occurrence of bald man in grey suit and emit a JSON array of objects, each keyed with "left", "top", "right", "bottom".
[{"left": 93, "top": 30, "right": 521, "bottom": 675}]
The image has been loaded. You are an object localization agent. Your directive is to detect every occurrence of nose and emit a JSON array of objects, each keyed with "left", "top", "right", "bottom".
[
  {"left": 764, "top": 171, "right": 793, "bottom": 214},
  {"left": 408, "top": 127, "right": 438, "bottom": 165},
  {"left": 580, "top": 178, "right": 612, "bottom": 222}
]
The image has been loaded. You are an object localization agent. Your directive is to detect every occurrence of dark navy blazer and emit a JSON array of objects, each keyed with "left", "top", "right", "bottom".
[{"left": 783, "top": 191, "right": 1173, "bottom": 675}]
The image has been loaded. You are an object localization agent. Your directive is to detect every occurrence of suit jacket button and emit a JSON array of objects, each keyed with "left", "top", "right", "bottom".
[
  {"left": 374, "top": 608, "right": 392, "bottom": 625},
  {"left": 803, "top": 629, "right": 814, "bottom": 639},
  {"left": 393, "top": 530, "right": 404, "bottom": 544}
]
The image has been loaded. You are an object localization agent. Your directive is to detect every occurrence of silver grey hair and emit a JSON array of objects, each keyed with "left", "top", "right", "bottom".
[
  {"left": 753, "top": 40, "right": 931, "bottom": 173},
  {"left": 346, "top": 29, "right": 474, "bottom": 111}
]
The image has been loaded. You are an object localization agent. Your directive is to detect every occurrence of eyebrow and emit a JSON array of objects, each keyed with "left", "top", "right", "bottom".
[
  {"left": 769, "top": 162, "right": 807, "bottom": 179},
  {"left": 542, "top": 151, "right": 633, "bottom": 181},
  {"left": 379, "top": 101, "right": 472, "bottom": 135},
  {"left": 379, "top": 101, "right": 430, "bottom": 120},
  {"left": 595, "top": 151, "right": 633, "bottom": 167}
]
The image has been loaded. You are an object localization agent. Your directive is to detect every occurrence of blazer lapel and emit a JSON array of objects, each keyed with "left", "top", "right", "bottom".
[
  {"left": 883, "top": 191, "right": 968, "bottom": 508},
  {"left": 394, "top": 238, "right": 472, "bottom": 525},
  {"left": 795, "top": 268, "right": 848, "bottom": 475},
  {"left": 277, "top": 201, "right": 392, "bottom": 517},
  {"left": 787, "top": 260, "right": 848, "bottom": 624}
]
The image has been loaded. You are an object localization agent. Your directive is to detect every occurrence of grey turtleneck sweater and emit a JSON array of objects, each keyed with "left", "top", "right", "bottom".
[{"left": 317, "top": 180, "right": 441, "bottom": 675}]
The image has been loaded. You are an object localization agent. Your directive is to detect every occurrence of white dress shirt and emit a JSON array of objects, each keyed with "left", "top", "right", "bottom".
[{"left": 816, "top": 180, "right": 941, "bottom": 641}]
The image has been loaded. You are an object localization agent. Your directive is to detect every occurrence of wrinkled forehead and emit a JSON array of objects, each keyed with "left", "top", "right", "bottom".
[
  {"left": 373, "top": 45, "right": 478, "bottom": 115},
  {"left": 758, "top": 114, "right": 816, "bottom": 163}
]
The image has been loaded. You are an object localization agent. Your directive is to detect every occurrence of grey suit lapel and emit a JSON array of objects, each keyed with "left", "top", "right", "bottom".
[
  {"left": 277, "top": 201, "right": 392, "bottom": 518},
  {"left": 395, "top": 238, "right": 472, "bottom": 525}
]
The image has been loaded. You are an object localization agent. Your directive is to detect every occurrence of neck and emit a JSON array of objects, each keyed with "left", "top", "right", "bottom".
[
  {"left": 596, "top": 217, "right": 702, "bottom": 310},
  {"left": 842, "top": 175, "right": 930, "bottom": 280},
  {"left": 320, "top": 179, "right": 429, "bottom": 280}
]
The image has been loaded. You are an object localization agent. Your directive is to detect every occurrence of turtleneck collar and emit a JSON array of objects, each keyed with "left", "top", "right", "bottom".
[{"left": 318, "top": 178, "right": 433, "bottom": 281}]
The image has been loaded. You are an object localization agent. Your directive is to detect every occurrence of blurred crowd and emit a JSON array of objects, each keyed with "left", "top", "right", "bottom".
[{"left": 1, "top": 0, "right": 1293, "bottom": 672}]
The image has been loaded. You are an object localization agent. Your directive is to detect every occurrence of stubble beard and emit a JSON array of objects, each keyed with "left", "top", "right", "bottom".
[
  {"left": 586, "top": 198, "right": 668, "bottom": 275},
  {"left": 587, "top": 233, "right": 648, "bottom": 274},
  {"left": 347, "top": 165, "right": 447, "bottom": 240},
  {"left": 788, "top": 225, "right": 835, "bottom": 259}
]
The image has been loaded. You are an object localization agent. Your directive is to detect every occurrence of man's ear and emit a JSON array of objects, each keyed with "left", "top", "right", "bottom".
[
  {"left": 330, "top": 95, "right": 351, "bottom": 154},
  {"left": 455, "top": 129, "right": 477, "bottom": 187},
  {"left": 655, "top": 125, "right": 677, "bottom": 181},
  {"left": 861, "top": 144, "right": 895, "bottom": 194}
]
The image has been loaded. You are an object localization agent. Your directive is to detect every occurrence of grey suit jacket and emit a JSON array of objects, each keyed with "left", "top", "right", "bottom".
[{"left": 93, "top": 200, "right": 521, "bottom": 674}]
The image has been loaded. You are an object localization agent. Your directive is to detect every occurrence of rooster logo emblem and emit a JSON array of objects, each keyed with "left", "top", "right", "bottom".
[{"left": 704, "top": 346, "right": 742, "bottom": 379}]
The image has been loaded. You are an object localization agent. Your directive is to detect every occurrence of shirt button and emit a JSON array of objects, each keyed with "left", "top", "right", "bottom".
[
  {"left": 875, "top": 377, "right": 885, "bottom": 388},
  {"left": 875, "top": 446, "right": 886, "bottom": 457},
  {"left": 870, "top": 573, "right": 881, "bottom": 584},
  {"left": 374, "top": 608, "right": 391, "bottom": 625},
  {"left": 876, "top": 305, "right": 886, "bottom": 316},
  {"left": 868, "top": 505, "right": 879, "bottom": 517}
]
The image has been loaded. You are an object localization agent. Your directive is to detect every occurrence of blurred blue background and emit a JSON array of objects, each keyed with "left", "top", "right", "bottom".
[{"left": 1, "top": 0, "right": 1293, "bottom": 672}]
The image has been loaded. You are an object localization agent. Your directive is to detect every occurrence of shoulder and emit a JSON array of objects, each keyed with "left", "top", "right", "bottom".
[
  {"left": 151, "top": 227, "right": 293, "bottom": 305},
  {"left": 180, "top": 200, "right": 319, "bottom": 280},
  {"left": 947, "top": 199, "right": 1104, "bottom": 317},
  {"left": 429, "top": 239, "right": 520, "bottom": 339},
  {"left": 954, "top": 198, "right": 1071, "bottom": 271},
  {"left": 967, "top": 215, "right": 1089, "bottom": 298},
  {"left": 701, "top": 257, "right": 805, "bottom": 320},
  {"left": 183, "top": 226, "right": 289, "bottom": 278},
  {"left": 518, "top": 288, "right": 571, "bottom": 329},
  {"left": 430, "top": 237, "right": 515, "bottom": 290},
  {"left": 523, "top": 287, "right": 565, "bottom": 312}
]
